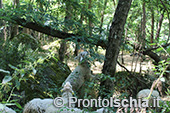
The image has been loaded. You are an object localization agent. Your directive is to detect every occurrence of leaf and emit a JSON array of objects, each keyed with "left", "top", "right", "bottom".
[
  {"left": 37, "top": 58, "right": 44, "bottom": 64},
  {"left": 8, "top": 64, "right": 18, "bottom": 70},
  {"left": 15, "top": 80, "right": 20, "bottom": 90},
  {"left": 32, "top": 68, "right": 37, "bottom": 75},
  {"left": 2, "top": 76, "right": 12, "bottom": 84},
  {"left": 22, "top": 60, "right": 30, "bottom": 63},
  {"left": 167, "top": 58, "right": 170, "bottom": 61},
  {"left": 149, "top": 43, "right": 156, "bottom": 46},
  {"left": 157, "top": 47, "right": 163, "bottom": 52},
  {"left": 5, "top": 103, "right": 16, "bottom": 106},
  {"left": 15, "top": 102, "right": 22, "bottom": 109},
  {"left": 20, "top": 69, "right": 25, "bottom": 78},
  {"left": 0, "top": 69, "right": 10, "bottom": 74},
  {"left": 160, "top": 77, "right": 165, "bottom": 82}
]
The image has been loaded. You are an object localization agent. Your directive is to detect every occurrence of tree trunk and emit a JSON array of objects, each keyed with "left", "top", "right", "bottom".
[
  {"left": 167, "top": 15, "right": 170, "bottom": 43},
  {"left": 100, "top": 0, "right": 132, "bottom": 98},
  {"left": 150, "top": 8, "right": 154, "bottom": 43},
  {"left": 99, "top": 0, "right": 108, "bottom": 34},
  {"left": 74, "top": 7, "right": 85, "bottom": 56},
  {"left": 88, "top": 0, "right": 92, "bottom": 36},
  {"left": 59, "top": 2, "right": 72, "bottom": 62},
  {"left": 0, "top": 0, "right": 3, "bottom": 39},
  {"left": 10, "top": 24, "right": 18, "bottom": 39},
  {"left": 59, "top": 40, "right": 67, "bottom": 62},
  {"left": 141, "top": 1, "right": 146, "bottom": 47},
  {"left": 10, "top": 0, "right": 19, "bottom": 39},
  {"left": 155, "top": 12, "right": 164, "bottom": 41},
  {"left": 160, "top": 0, "right": 170, "bottom": 43},
  {"left": 74, "top": 44, "right": 79, "bottom": 56},
  {"left": 23, "top": 27, "right": 30, "bottom": 34}
]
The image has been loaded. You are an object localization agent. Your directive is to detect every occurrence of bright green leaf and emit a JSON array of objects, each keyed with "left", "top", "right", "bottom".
[
  {"left": 157, "top": 47, "right": 163, "bottom": 52},
  {"left": 149, "top": 43, "right": 156, "bottom": 46},
  {"left": 15, "top": 102, "right": 22, "bottom": 109}
]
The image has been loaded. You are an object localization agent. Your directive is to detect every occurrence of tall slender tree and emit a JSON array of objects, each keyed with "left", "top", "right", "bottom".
[
  {"left": 59, "top": 1, "right": 72, "bottom": 62},
  {"left": 99, "top": 0, "right": 108, "bottom": 35},
  {"left": 155, "top": 11, "right": 164, "bottom": 41},
  {"left": 150, "top": 7, "right": 154, "bottom": 43},
  {"left": 141, "top": 0, "right": 146, "bottom": 47},
  {"left": 100, "top": 0, "right": 132, "bottom": 98},
  {"left": 0, "top": 0, "right": 3, "bottom": 39},
  {"left": 88, "top": 0, "right": 92, "bottom": 37},
  {"left": 10, "top": 0, "right": 19, "bottom": 39}
]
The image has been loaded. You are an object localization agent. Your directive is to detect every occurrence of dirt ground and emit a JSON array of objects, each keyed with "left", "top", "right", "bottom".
[
  {"left": 67, "top": 53, "right": 154, "bottom": 74},
  {"left": 67, "top": 53, "right": 170, "bottom": 101}
]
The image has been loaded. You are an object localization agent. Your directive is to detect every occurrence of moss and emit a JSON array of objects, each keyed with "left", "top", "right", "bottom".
[
  {"left": 12, "top": 33, "right": 40, "bottom": 50},
  {"left": 20, "top": 58, "right": 71, "bottom": 104}
]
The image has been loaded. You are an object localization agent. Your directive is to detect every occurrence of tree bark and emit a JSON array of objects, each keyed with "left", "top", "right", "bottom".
[
  {"left": 150, "top": 8, "right": 154, "bottom": 43},
  {"left": 155, "top": 11, "right": 164, "bottom": 41},
  {"left": 74, "top": 44, "right": 79, "bottom": 56},
  {"left": 0, "top": 0, "right": 2, "bottom": 9},
  {"left": 59, "top": 1, "right": 72, "bottom": 62},
  {"left": 0, "top": 0, "right": 3, "bottom": 39},
  {"left": 2, "top": 16, "right": 106, "bottom": 48},
  {"left": 141, "top": 1, "right": 146, "bottom": 47},
  {"left": 59, "top": 40, "right": 67, "bottom": 62},
  {"left": 10, "top": 0, "right": 19, "bottom": 39},
  {"left": 99, "top": 0, "right": 108, "bottom": 34},
  {"left": 100, "top": 0, "right": 132, "bottom": 98},
  {"left": 160, "top": 0, "right": 170, "bottom": 43},
  {"left": 88, "top": 0, "right": 93, "bottom": 38}
]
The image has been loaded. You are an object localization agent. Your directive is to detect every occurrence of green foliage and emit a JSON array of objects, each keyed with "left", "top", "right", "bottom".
[
  {"left": 0, "top": 36, "right": 71, "bottom": 112},
  {"left": 0, "top": 37, "right": 41, "bottom": 111},
  {"left": 150, "top": 45, "right": 170, "bottom": 112},
  {"left": 160, "top": 89, "right": 170, "bottom": 112},
  {"left": 0, "top": 0, "right": 170, "bottom": 112}
]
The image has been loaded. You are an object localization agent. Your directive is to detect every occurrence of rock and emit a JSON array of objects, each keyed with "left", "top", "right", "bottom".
[{"left": 20, "top": 58, "right": 71, "bottom": 105}]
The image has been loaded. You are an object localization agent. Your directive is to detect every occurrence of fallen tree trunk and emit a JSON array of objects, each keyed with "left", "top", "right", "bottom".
[{"left": 0, "top": 12, "right": 107, "bottom": 48}]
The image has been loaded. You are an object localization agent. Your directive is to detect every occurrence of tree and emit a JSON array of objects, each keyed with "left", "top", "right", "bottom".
[
  {"left": 10, "top": 0, "right": 19, "bottom": 39},
  {"left": 99, "top": 0, "right": 108, "bottom": 35},
  {"left": 1, "top": 0, "right": 132, "bottom": 98},
  {"left": 0, "top": 0, "right": 4, "bottom": 39},
  {"left": 59, "top": 1, "right": 72, "bottom": 62},
  {"left": 1, "top": 0, "right": 169, "bottom": 98},
  {"left": 99, "top": 0, "right": 132, "bottom": 98}
]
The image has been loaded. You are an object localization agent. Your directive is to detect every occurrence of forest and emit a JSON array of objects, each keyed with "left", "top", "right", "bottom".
[{"left": 0, "top": 0, "right": 170, "bottom": 112}]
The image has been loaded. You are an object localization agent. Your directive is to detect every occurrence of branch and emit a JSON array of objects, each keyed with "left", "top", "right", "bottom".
[
  {"left": 144, "top": 43, "right": 170, "bottom": 52},
  {"left": 160, "top": 0, "right": 169, "bottom": 13},
  {"left": 155, "top": 11, "right": 164, "bottom": 40},
  {"left": 6, "top": 17, "right": 107, "bottom": 48},
  {"left": 13, "top": 17, "right": 75, "bottom": 38},
  {"left": 117, "top": 60, "right": 131, "bottom": 73},
  {"left": 127, "top": 41, "right": 170, "bottom": 64},
  {"left": 117, "top": 60, "right": 147, "bottom": 85},
  {"left": 142, "top": 43, "right": 170, "bottom": 63},
  {"left": 147, "top": 65, "right": 168, "bottom": 99},
  {"left": 160, "top": 0, "right": 170, "bottom": 43},
  {"left": 143, "top": 50, "right": 161, "bottom": 63}
]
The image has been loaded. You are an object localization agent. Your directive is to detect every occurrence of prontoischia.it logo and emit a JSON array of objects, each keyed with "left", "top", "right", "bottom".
[{"left": 54, "top": 97, "right": 161, "bottom": 108}]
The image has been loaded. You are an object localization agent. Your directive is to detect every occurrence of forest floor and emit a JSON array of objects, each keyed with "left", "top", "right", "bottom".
[
  {"left": 67, "top": 53, "right": 154, "bottom": 74},
  {"left": 67, "top": 53, "right": 170, "bottom": 101}
]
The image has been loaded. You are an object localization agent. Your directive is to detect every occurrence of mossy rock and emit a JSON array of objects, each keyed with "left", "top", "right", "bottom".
[
  {"left": 12, "top": 33, "right": 39, "bottom": 50},
  {"left": 19, "top": 58, "right": 71, "bottom": 104}
]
